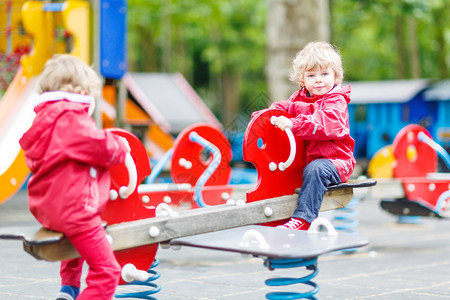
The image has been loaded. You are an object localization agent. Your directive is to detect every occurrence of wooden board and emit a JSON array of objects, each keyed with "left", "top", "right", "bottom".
[{"left": 0, "top": 226, "right": 75, "bottom": 261}]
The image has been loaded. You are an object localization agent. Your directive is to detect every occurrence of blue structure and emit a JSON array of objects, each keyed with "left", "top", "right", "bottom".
[
  {"left": 348, "top": 79, "right": 450, "bottom": 159},
  {"left": 100, "top": 0, "right": 127, "bottom": 79}
]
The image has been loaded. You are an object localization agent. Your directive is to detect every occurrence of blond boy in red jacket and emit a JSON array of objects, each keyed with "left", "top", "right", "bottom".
[{"left": 254, "top": 41, "right": 355, "bottom": 230}]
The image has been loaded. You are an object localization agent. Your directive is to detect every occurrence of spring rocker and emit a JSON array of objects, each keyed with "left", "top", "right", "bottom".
[
  {"left": 0, "top": 110, "right": 376, "bottom": 299},
  {"left": 369, "top": 124, "right": 450, "bottom": 219},
  {"left": 139, "top": 123, "right": 234, "bottom": 210}
]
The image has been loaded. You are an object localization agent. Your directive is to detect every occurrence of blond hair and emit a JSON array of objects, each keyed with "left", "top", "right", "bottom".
[
  {"left": 290, "top": 41, "right": 344, "bottom": 88},
  {"left": 38, "top": 54, "right": 101, "bottom": 98}
]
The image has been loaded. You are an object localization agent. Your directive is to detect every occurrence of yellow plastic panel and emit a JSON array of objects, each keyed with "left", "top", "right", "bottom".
[
  {"left": 20, "top": 1, "right": 53, "bottom": 77},
  {"left": 0, "top": 149, "right": 29, "bottom": 205},
  {"left": 367, "top": 145, "right": 394, "bottom": 179},
  {"left": 62, "top": 0, "right": 90, "bottom": 63},
  {"left": 0, "top": 0, "right": 30, "bottom": 53}
]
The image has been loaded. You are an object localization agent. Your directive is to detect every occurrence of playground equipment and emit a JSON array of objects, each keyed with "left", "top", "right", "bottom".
[
  {"left": 101, "top": 82, "right": 176, "bottom": 160},
  {"left": 139, "top": 123, "right": 234, "bottom": 209},
  {"left": 0, "top": 0, "right": 91, "bottom": 205},
  {"left": 0, "top": 109, "right": 376, "bottom": 299},
  {"left": 0, "top": 0, "right": 30, "bottom": 55},
  {"left": 124, "top": 72, "right": 222, "bottom": 136},
  {"left": 171, "top": 221, "right": 367, "bottom": 300},
  {"left": 368, "top": 124, "right": 450, "bottom": 219},
  {"left": 348, "top": 79, "right": 450, "bottom": 159},
  {"left": 0, "top": 0, "right": 30, "bottom": 88}
]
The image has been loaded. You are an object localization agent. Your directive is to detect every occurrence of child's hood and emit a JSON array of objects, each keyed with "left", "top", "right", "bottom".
[
  {"left": 331, "top": 85, "right": 352, "bottom": 104},
  {"left": 19, "top": 92, "right": 93, "bottom": 165},
  {"left": 301, "top": 85, "right": 352, "bottom": 104}
]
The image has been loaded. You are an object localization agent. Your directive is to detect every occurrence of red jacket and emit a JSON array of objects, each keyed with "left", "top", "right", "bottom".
[
  {"left": 19, "top": 92, "right": 128, "bottom": 235},
  {"left": 257, "top": 85, "right": 355, "bottom": 182}
]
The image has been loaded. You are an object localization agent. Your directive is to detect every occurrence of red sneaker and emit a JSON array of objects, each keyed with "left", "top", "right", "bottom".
[{"left": 277, "top": 218, "right": 310, "bottom": 231}]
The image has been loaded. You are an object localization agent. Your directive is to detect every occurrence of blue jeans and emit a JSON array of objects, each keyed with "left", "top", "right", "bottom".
[{"left": 292, "top": 159, "right": 341, "bottom": 223}]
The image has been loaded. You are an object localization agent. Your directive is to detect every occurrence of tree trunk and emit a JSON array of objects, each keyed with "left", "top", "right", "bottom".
[
  {"left": 395, "top": 16, "right": 407, "bottom": 79},
  {"left": 132, "top": 26, "right": 157, "bottom": 72},
  {"left": 266, "top": 0, "right": 330, "bottom": 101},
  {"left": 161, "top": 0, "right": 172, "bottom": 72},
  {"left": 434, "top": 6, "right": 448, "bottom": 78},
  {"left": 407, "top": 17, "right": 421, "bottom": 79},
  {"left": 221, "top": 70, "right": 241, "bottom": 127}
]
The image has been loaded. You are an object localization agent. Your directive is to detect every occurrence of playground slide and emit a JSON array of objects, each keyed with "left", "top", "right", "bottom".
[{"left": 0, "top": 68, "right": 39, "bottom": 205}]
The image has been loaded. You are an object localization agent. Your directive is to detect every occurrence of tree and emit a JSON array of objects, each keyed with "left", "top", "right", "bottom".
[
  {"left": 330, "top": 0, "right": 450, "bottom": 81},
  {"left": 127, "top": 0, "right": 267, "bottom": 127},
  {"left": 266, "top": 0, "right": 330, "bottom": 101}
]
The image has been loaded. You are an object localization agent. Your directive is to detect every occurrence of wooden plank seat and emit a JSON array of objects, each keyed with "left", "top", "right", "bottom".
[{"left": 0, "top": 179, "right": 376, "bottom": 261}]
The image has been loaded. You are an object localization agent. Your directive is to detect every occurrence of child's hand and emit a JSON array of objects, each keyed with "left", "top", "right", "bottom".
[
  {"left": 273, "top": 116, "right": 293, "bottom": 131},
  {"left": 119, "top": 136, "right": 131, "bottom": 152}
]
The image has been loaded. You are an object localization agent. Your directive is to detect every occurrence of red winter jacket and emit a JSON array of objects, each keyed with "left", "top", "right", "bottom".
[
  {"left": 19, "top": 92, "right": 128, "bottom": 235},
  {"left": 255, "top": 85, "right": 355, "bottom": 182}
]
